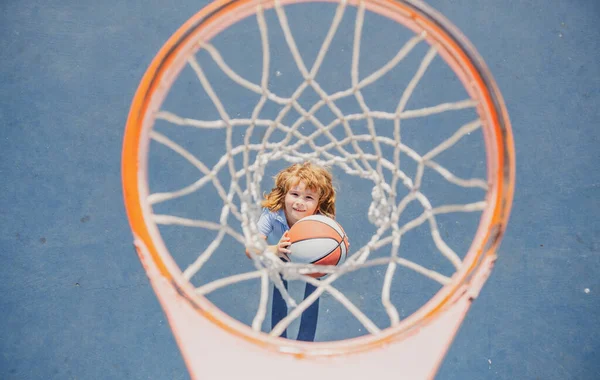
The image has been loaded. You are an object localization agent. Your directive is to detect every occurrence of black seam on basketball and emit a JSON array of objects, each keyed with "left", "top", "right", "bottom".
[
  {"left": 310, "top": 239, "right": 344, "bottom": 265},
  {"left": 291, "top": 236, "right": 338, "bottom": 245},
  {"left": 296, "top": 218, "right": 345, "bottom": 239}
]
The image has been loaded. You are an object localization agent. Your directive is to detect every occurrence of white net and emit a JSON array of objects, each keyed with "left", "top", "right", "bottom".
[{"left": 145, "top": 0, "right": 490, "bottom": 340}]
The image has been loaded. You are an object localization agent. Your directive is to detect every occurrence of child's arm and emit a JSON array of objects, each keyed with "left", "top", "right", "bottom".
[
  {"left": 245, "top": 234, "right": 267, "bottom": 259},
  {"left": 246, "top": 210, "right": 290, "bottom": 260},
  {"left": 245, "top": 210, "right": 273, "bottom": 258},
  {"left": 245, "top": 232, "right": 291, "bottom": 261}
]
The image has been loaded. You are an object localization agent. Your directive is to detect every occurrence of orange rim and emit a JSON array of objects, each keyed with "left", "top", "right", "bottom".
[{"left": 122, "top": 0, "right": 515, "bottom": 357}]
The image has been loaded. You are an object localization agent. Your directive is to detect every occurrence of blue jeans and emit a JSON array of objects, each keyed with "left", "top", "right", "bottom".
[{"left": 271, "top": 279, "right": 320, "bottom": 341}]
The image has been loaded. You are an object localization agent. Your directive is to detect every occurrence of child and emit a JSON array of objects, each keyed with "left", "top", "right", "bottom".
[{"left": 253, "top": 161, "right": 336, "bottom": 341}]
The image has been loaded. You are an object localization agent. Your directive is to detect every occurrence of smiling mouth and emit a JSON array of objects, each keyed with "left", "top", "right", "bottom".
[{"left": 292, "top": 208, "right": 305, "bottom": 212}]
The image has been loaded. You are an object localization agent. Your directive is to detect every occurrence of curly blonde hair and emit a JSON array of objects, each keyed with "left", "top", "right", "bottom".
[{"left": 261, "top": 162, "right": 336, "bottom": 218}]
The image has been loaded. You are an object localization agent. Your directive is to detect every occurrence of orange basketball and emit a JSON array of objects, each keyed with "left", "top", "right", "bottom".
[{"left": 288, "top": 215, "right": 349, "bottom": 278}]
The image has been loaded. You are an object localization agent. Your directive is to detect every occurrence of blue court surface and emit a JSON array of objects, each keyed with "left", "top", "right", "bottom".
[{"left": 1, "top": 0, "right": 599, "bottom": 379}]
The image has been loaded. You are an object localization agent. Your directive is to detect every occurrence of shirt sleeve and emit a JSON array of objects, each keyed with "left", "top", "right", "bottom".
[{"left": 256, "top": 209, "right": 273, "bottom": 237}]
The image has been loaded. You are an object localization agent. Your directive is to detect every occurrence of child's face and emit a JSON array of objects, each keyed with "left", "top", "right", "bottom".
[{"left": 284, "top": 181, "right": 319, "bottom": 226}]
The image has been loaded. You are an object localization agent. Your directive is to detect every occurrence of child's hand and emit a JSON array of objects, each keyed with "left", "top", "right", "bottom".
[
  {"left": 277, "top": 232, "right": 291, "bottom": 254},
  {"left": 276, "top": 231, "right": 292, "bottom": 260}
]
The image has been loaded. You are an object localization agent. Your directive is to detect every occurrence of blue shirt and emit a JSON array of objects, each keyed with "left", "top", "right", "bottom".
[{"left": 257, "top": 208, "right": 289, "bottom": 245}]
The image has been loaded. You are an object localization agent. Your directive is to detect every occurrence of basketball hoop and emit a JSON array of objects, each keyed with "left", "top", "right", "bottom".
[{"left": 122, "top": 0, "right": 515, "bottom": 378}]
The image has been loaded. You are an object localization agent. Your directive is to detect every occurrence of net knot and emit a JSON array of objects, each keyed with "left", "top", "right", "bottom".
[{"left": 368, "top": 185, "right": 392, "bottom": 227}]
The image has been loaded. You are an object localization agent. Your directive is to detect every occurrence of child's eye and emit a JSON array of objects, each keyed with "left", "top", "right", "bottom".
[{"left": 306, "top": 196, "right": 313, "bottom": 200}]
